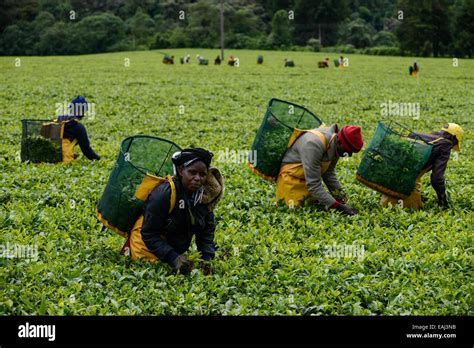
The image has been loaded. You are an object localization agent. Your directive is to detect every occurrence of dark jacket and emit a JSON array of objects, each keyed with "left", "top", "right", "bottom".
[
  {"left": 57, "top": 115, "right": 100, "bottom": 160},
  {"left": 410, "top": 131, "right": 453, "bottom": 200},
  {"left": 141, "top": 176, "right": 216, "bottom": 265}
]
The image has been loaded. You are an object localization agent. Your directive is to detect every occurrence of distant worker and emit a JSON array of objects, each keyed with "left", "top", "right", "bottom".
[
  {"left": 180, "top": 54, "right": 190, "bottom": 64},
  {"left": 338, "top": 56, "right": 344, "bottom": 69},
  {"left": 284, "top": 59, "right": 295, "bottom": 67},
  {"left": 409, "top": 61, "right": 419, "bottom": 76},
  {"left": 318, "top": 57, "right": 330, "bottom": 68},
  {"left": 162, "top": 55, "right": 174, "bottom": 64},
  {"left": 214, "top": 55, "right": 221, "bottom": 65},
  {"left": 196, "top": 54, "right": 208, "bottom": 65},
  {"left": 227, "top": 55, "right": 236, "bottom": 66},
  {"left": 257, "top": 55, "right": 263, "bottom": 64},
  {"left": 56, "top": 96, "right": 100, "bottom": 163}
]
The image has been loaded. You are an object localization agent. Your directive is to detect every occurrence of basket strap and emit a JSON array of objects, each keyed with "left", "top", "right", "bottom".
[
  {"left": 167, "top": 176, "right": 177, "bottom": 214},
  {"left": 428, "top": 137, "right": 444, "bottom": 145},
  {"left": 60, "top": 123, "right": 65, "bottom": 139},
  {"left": 306, "top": 129, "right": 332, "bottom": 153}
]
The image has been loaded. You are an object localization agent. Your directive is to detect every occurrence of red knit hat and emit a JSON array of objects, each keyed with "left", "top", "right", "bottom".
[{"left": 338, "top": 125, "right": 363, "bottom": 153}]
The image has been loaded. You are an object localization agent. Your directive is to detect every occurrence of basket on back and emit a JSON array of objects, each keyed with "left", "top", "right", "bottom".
[
  {"left": 356, "top": 121, "right": 433, "bottom": 199},
  {"left": 248, "top": 98, "right": 323, "bottom": 181},
  {"left": 96, "top": 136, "right": 181, "bottom": 237}
]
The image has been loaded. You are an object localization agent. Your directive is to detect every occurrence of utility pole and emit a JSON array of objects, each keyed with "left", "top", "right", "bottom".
[
  {"left": 318, "top": 24, "right": 322, "bottom": 46},
  {"left": 220, "top": 0, "right": 224, "bottom": 60}
]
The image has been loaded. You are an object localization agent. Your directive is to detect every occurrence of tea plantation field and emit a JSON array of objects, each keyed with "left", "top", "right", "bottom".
[{"left": 0, "top": 49, "right": 472, "bottom": 315}]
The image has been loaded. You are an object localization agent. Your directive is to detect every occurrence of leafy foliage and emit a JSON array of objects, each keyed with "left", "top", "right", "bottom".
[
  {"left": 358, "top": 131, "right": 431, "bottom": 196},
  {"left": 1, "top": 50, "right": 472, "bottom": 315},
  {"left": 1, "top": 0, "right": 472, "bottom": 56},
  {"left": 252, "top": 116, "right": 294, "bottom": 178},
  {"left": 21, "top": 136, "right": 62, "bottom": 163}
]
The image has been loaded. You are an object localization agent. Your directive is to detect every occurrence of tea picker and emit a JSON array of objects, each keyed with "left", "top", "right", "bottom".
[
  {"left": 248, "top": 99, "right": 363, "bottom": 216},
  {"left": 227, "top": 55, "right": 238, "bottom": 66},
  {"left": 409, "top": 61, "right": 419, "bottom": 76},
  {"left": 356, "top": 121, "right": 463, "bottom": 209},
  {"left": 56, "top": 96, "right": 100, "bottom": 162},
  {"left": 96, "top": 137, "right": 224, "bottom": 275},
  {"left": 162, "top": 55, "right": 174, "bottom": 64},
  {"left": 335, "top": 56, "right": 344, "bottom": 69},
  {"left": 318, "top": 57, "right": 330, "bottom": 68},
  {"left": 180, "top": 54, "right": 190, "bottom": 64},
  {"left": 284, "top": 59, "right": 295, "bottom": 67},
  {"left": 379, "top": 123, "right": 464, "bottom": 209},
  {"left": 276, "top": 124, "right": 363, "bottom": 215},
  {"left": 196, "top": 54, "right": 209, "bottom": 65},
  {"left": 20, "top": 96, "right": 100, "bottom": 163}
]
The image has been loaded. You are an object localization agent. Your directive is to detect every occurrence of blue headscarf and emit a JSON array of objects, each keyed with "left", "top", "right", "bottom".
[{"left": 69, "top": 96, "right": 88, "bottom": 117}]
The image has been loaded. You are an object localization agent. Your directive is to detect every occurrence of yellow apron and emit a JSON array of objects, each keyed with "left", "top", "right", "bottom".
[
  {"left": 61, "top": 138, "right": 78, "bottom": 164},
  {"left": 56, "top": 120, "right": 78, "bottom": 164},
  {"left": 276, "top": 129, "right": 335, "bottom": 207},
  {"left": 130, "top": 215, "right": 159, "bottom": 261},
  {"left": 380, "top": 137, "right": 443, "bottom": 209},
  {"left": 128, "top": 175, "right": 176, "bottom": 261},
  {"left": 126, "top": 169, "right": 224, "bottom": 262},
  {"left": 380, "top": 167, "right": 430, "bottom": 209}
]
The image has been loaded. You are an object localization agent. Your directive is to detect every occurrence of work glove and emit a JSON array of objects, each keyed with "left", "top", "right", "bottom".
[
  {"left": 172, "top": 255, "right": 193, "bottom": 275},
  {"left": 332, "top": 189, "right": 347, "bottom": 204},
  {"left": 335, "top": 203, "right": 357, "bottom": 216},
  {"left": 438, "top": 193, "right": 449, "bottom": 209}
]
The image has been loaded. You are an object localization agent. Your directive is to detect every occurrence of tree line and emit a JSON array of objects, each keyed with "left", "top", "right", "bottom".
[{"left": 0, "top": 0, "right": 473, "bottom": 57}]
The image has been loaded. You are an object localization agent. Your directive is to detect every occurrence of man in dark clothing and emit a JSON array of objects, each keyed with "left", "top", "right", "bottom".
[
  {"left": 409, "top": 61, "right": 419, "bottom": 76},
  {"left": 57, "top": 96, "right": 100, "bottom": 161},
  {"left": 162, "top": 55, "right": 174, "bottom": 64},
  {"left": 381, "top": 123, "right": 464, "bottom": 209}
]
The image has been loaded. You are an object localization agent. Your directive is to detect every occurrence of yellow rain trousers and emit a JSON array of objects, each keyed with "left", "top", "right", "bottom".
[
  {"left": 380, "top": 168, "right": 430, "bottom": 209},
  {"left": 380, "top": 137, "right": 443, "bottom": 209},
  {"left": 276, "top": 129, "right": 334, "bottom": 207},
  {"left": 127, "top": 175, "right": 176, "bottom": 261}
]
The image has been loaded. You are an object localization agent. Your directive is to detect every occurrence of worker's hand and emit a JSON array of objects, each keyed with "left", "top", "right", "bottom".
[
  {"left": 332, "top": 189, "right": 347, "bottom": 204},
  {"left": 201, "top": 262, "right": 214, "bottom": 275},
  {"left": 438, "top": 194, "right": 449, "bottom": 209},
  {"left": 336, "top": 204, "right": 357, "bottom": 216},
  {"left": 172, "top": 255, "right": 193, "bottom": 275}
]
